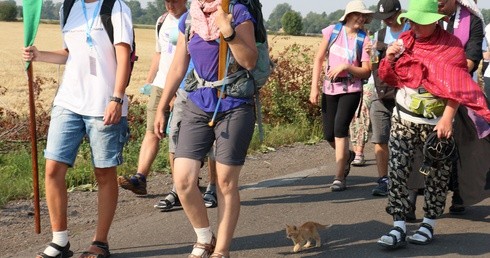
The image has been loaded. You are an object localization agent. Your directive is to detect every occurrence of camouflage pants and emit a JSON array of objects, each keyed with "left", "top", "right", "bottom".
[{"left": 386, "top": 116, "right": 452, "bottom": 219}]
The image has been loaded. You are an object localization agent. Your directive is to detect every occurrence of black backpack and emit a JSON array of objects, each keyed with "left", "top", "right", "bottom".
[
  {"left": 61, "top": 0, "right": 137, "bottom": 86},
  {"left": 372, "top": 27, "right": 396, "bottom": 103}
]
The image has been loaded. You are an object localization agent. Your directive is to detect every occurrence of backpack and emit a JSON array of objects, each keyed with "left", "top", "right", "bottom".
[
  {"left": 372, "top": 27, "right": 397, "bottom": 103},
  {"left": 327, "top": 22, "right": 366, "bottom": 64},
  {"left": 61, "top": 0, "right": 137, "bottom": 86},
  {"left": 156, "top": 12, "right": 169, "bottom": 39}
]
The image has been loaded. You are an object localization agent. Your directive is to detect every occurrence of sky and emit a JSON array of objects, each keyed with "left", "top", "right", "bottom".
[{"left": 14, "top": 0, "right": 490, "bottom": 20}]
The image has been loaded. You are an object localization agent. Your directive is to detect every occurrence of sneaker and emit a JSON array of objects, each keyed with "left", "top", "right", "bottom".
[
  {"left": 372, "top": 176, "right": 388, "bottom": 196},
  {"left": 351, "top": 154, "right": 365, "bottom": 166},
  {"left": 118, "top": 174, "right": 147, "bottom": 195},
  {"left": 203, "top": 190, "right": 218, "bottom": 208}
]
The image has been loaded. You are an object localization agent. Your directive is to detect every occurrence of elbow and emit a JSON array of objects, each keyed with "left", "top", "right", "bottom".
[{"left": 242, "top": 53, "right": 258, "bottom": 71}]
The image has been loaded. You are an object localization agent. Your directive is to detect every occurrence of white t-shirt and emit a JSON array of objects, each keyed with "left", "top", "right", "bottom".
[
  {"left": 151, "top": 13, "right": 180, "bottom": 88},
  {"left": 55, "top": 0, "right": 133, "bottom": 117}
]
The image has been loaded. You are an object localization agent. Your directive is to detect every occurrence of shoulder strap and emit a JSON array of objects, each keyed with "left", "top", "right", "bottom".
[
  {"left": 156, "top": 12, "right": 169, "bottom": 38},
  {"left": 377, "top": 27, "right": 386, "bottom": 43},
  {"left": 327, "top": 22, "right": 343, "bottom": 54},
  {"left": 100, "top": 0, "right": 117, "bottom": 44},
  {"left": 356, "top": 29, "right": 366, "bottom": 64},
  {"left": 61, "top": 0, "right": 75, "bottom": 27}
]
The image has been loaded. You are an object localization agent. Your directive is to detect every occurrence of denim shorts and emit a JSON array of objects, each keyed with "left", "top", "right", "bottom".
[{"left": 44, "top": 106, "right": 129, "bottom": 168}]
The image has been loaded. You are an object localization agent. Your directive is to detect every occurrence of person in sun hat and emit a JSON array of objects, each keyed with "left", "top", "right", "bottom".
[
  {"left": 310, "top": 0, "right": 372, "bottom": 192},
  {"left": 375, "top": 0, "right": 490, "bottom": 249},
  {"left": 437, "top": 0, "right": 487, "bottom": 217}
]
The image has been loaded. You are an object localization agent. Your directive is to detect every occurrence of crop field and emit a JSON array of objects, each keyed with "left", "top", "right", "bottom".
[{"left": 0, "top": 21, "right": 322, "bottom": 115}]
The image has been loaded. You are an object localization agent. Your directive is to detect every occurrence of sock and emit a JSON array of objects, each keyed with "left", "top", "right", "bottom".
[
  {"left": 411, "top": 217, "right": 435, "bottom": 241},
  {"left": 165, "top": 190, "right": 177, "bottom": 203},
  {"left": 136, "top": 173, "right": 146, "bottom": 182},
  {"left": 380, "top": 221, "right": 405, "bottom": 245},
  {"left": 42, "top": 230, "right": 68, "bottom": 256},
  {"left": 191, "top": 227, "right": 213, "bottom": 256},
  {"left": 206, "top": 183, "right": 216, "bottom": 193}
]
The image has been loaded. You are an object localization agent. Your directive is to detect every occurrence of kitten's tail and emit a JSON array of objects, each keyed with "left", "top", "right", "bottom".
[{"left": 314, "top": 223, "right": 332, "bottom": 229}]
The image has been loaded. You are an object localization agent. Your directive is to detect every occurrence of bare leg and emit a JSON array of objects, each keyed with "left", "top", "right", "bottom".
[
  {"left": 93, "top": 167, "right": 118, "bottom": 243},
  {"left": 45, "top": 159, "right": 69, "bottom": 231},
  {"left": 374, "top": 143, "right": 389, "bottom": 178},
  {"left": 136, "top": 131, "right": 160, "bottom": 176},
  {"left": 334, "top": 137, "right": 349, "bottom": 180}
]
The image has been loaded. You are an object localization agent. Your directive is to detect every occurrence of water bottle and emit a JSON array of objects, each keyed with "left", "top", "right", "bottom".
[
  {"left": 370, "top": 35, "right": 379, "bottom": 64},
  {"left": 140, "top": 84, "right": 152, "bottom": 96}
]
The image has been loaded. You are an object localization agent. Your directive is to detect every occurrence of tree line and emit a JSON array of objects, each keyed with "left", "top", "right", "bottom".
[{"left": 2, "top": 0, "right": 490, "bottom": 36}]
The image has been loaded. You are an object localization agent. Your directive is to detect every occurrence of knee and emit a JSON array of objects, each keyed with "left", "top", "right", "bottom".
[
  {"left": 216, "top": 179, "right": 238, "bottom": 196},
  {"left": 94, "top": 168, "right": 117, "bottom": 185}
]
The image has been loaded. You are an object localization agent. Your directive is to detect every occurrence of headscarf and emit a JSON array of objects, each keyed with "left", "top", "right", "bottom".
[
  {"left": 378, "top": 25, "right": 490, "bottom": 123},
  {"left": 190, "top": 0, "right": 222, "bottom": 41}
]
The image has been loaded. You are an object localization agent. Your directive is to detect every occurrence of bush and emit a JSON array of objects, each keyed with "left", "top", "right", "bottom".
[{"left": 0, "top": 1, "right": 17, "bottom": 21}]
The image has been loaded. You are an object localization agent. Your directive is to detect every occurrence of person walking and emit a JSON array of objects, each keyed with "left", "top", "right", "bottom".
[
  {"left": 310, "top": 0, "right": 372, "bottom": 191},
  {"left": 375, "top": 0, "right": 490, "bottom": 249},
  {"left": 23, "top": 0, "right": 133, "bottom": 257},
  {"left": 153, "top": 0, "right": 261, "bottom": 256}
]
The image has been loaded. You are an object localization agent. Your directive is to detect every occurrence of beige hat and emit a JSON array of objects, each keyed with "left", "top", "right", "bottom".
[{"left": 339, "top": 0, "right": 374, "bottom": 22}]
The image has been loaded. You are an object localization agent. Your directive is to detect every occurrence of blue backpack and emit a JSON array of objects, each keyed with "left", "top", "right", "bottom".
[{"left": 327, "top": 22, "right": 366, "bottom": 64}]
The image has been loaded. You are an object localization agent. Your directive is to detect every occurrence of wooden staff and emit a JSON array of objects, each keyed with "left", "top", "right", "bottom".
[
  {"left": 218, "top": 0, "right": 231, "bottom": 80},
  {"left": 27, "top": 63, "right": 41, "bottom": 234}
]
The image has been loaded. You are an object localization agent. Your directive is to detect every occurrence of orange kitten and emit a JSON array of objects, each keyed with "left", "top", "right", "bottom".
[{"left": 286, "top": 221, "right": 330, "bottom": 252}]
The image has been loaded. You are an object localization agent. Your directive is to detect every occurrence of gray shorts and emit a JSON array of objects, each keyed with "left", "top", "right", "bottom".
[
  {"left": 168, "top": 89, "right": 188, "bottom": 153},
  {"left": 175, "top": 100, "right": 255, "bottom": 166},
  {"left": 370, "top": 99, "right": 393, "bottom": 144}
]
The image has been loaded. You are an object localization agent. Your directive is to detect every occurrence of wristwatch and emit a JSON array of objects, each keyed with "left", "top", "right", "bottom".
[{"left": 110, "top": 96, "right": 123, "bottom": 104}]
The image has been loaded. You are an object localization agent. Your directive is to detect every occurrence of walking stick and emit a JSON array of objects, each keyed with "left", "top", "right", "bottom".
[
  {"left": 23, "top": 0, "right": 43, "bottom": 234},
  {"left": 208, "top": 0, "right": 231, "bottom": 127},
  {"left": 27, "top": 63, "right": 41, "bottom": 234}
]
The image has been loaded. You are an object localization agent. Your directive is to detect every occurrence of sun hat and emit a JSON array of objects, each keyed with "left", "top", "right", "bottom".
[
  {"left": 373, "top": 0, "right": 401, "bottom": 20},
  {"left": 397, "top": 0, "right": 445, "bottom": 25},
  {"left": 339, "top": 0, "right": 374, "bottom": 22}
]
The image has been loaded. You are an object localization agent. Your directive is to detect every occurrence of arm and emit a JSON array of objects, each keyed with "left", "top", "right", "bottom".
[
  {"left": 104, "top": 42, "right": 131, "bottom": 125},
  {"left": 145, "top": 52, "right": 161, "bottom": 84},
  {"left": 464, "top": 16, "right": 484, "bottom": 73},
  {"left": 22, "top": 46, "right": 68, "bottom": 64},
  {"left": 434, "top": 99, "right": 459, "bottom": 139},
  {"left": 154, "top": 31, "right": 190, "bottom": 139},
  {"left": 310, "top": 37, "right": 329, "bottom": 106},
  {"left": 216, "top": 7, "right": 258, "bottom": 70}
]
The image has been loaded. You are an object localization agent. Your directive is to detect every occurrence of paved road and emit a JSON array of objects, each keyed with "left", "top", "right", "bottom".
[{"left": 9, "top": 148, "right": 490, "bottom": 258}]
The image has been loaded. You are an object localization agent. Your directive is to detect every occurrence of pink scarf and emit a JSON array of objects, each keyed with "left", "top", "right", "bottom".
[
  {"left": 190, "top": 0, "right": 222, "bottom": 41},
  {"left": 453, "top": 5, "right": 470, "bottom": 47},
  {"left": 378, "top": 25, "right": 490, "bottom": 123}
]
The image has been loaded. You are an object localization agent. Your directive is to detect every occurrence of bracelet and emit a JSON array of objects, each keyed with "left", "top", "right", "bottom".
[
  {"left": 223, "top": 29, "right": 236, "bottom": 42},
  {"left": 110, "top": 96, "right": 123, "bottom": 104}
]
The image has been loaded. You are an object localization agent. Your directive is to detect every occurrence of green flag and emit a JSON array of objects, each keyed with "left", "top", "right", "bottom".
[{"left": 23, "top": 0, "right": 43, "bottom": 70}]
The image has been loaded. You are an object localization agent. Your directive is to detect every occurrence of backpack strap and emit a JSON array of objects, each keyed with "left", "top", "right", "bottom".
[
  {"left": 61, "top": 0, "right": 76, "bottom": 28},
  {"left": 327, "top": 22, "right": 343, "bottom": 55},
  {"left": 100, "top": 0, "right": 117, "bottom": 44},
  {"left": 156, "top": 12, "right": 169, "bottom": 38},
  {"left": 355, "top": 29, "right": 366, "bottom": 64}
]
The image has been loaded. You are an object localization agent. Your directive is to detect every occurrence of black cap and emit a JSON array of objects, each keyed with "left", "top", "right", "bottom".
[{"left": 373, "top": 0, "right": 401, "bottom": 20}]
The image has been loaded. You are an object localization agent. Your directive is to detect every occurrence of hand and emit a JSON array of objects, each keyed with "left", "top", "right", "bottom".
[
  {"left": 309, "top": 88, "right": 320, "bottom": 106},
  {"left": 385, "top": 40, "right": 404, "bottom": 61},
  {"left": 22, "top": 46, "right": 39, "bottom": 62},
  {"left": 103, "top": 101, "right": 122, "bottom": 125},
  {"left": 153, "top": 109, "right": 167, "bottom": 139},
  {"left": 215, "top": 6, "right": 234, "bottom": 38},
  {"left": 434, "top": 116, "right": 453, "bottom": 139},
  {"left": 326, "top": 64, "right": 348, "bottom": 81}
]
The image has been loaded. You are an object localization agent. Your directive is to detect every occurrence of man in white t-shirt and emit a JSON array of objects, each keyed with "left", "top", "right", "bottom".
[{"left": 23, "top": 0, "right": 133, "bottom": 257}]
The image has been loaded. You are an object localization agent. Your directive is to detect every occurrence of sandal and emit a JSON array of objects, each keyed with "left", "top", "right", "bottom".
[
  {"left": 331, "top": 179, "right": 346, "bottom": 192},
  {"left": 377, "top": 226, "right": 407, "bottom": 249},
  {"left": 188, "top": 235, "right": 216, "bottom": 258},
  {"left": 210, "top": 252, "right": 228, "bottom": 258},
  {"left": 344, "top": 150, "right": 356, "bottom": 178},
  {"left": 407, "top": 223, "right": 434, "bottom": 245},
  {"left": 36, "top": 242, "right": 73, "bottom": 258},
  {"left": 79, "top": 241, "right": 110, "bottom": 258},
  {"left": 351, "top": 153, "right": 365, "bottom": 166},
  {"left": 154, "top": 191, "right": 181, "bottom": 211},
  {"left": 203, "top": 190, "right": 218, "bottom": 208}
]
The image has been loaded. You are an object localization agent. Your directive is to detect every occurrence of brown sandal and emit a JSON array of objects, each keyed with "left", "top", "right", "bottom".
[
  {"left": 188, "top": 235, "right": 216, "bottom": 258},
  {"left": 210, "top": 252, "right": 228, "bottom": 258}
]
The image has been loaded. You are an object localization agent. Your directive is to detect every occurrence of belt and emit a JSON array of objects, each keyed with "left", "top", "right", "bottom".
[{"left": 330, "top": 77, "right": 349, "bottom": 83}]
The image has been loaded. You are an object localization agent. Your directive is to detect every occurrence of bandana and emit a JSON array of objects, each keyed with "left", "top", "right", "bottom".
[
  {"left": 378, "top": 25, "right": 490, "bottom": 124},
  {"left": 190, "top": 0, "right": 222, "bottom": 41}
]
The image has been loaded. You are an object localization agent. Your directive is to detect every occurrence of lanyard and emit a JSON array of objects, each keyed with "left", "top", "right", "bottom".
[
  {"left": 342, "top": 27, "right": 356, "bottom": 64},
  {"left": 81, "top": 0, "right": 102, "bottom": 48}
]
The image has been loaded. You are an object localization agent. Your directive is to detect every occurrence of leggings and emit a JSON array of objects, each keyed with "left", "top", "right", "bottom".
[{"left": 321, "top": 92, "right": 361, "bottom": 142}]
